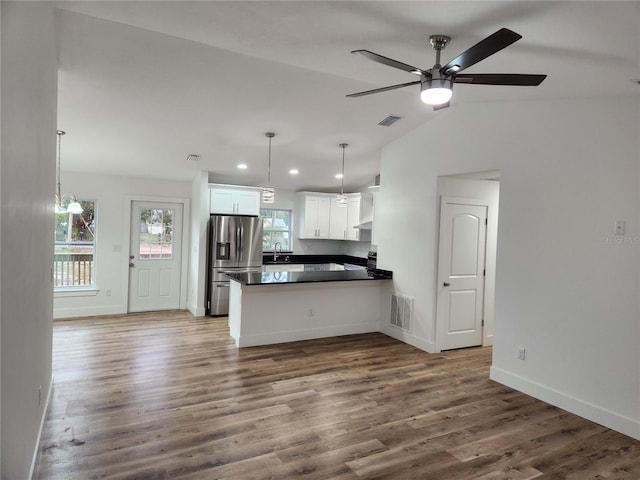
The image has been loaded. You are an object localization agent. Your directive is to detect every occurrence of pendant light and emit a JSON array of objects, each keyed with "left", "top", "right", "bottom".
[
  {"left": 54, "top": 130, "right": 83, "bottom": 214},
  {"left": 262, "top": 132, "right": 275, "bottom": 204},
  {"left": 336, "top": 143, "right": 348, "bottom": 207}
]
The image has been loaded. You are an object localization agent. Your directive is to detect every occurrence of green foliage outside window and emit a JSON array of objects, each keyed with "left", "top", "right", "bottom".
[
  {"left": 260, "top": 209, "right": 292, "bottom": 251},
  {"left": 54, "top": 200, "right": 96, "bottom": 287}
]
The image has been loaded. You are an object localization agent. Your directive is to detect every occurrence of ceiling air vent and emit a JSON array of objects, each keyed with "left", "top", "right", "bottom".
[
  {"left": 186, "top": 154, "right": 200, "bottom": 162},
  {"left": 378, "top": 115, "right": 402, "bottom": 127}
]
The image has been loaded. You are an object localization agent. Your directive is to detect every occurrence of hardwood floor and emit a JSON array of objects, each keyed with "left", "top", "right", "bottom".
[{"left": 34, "top": 311, "right": 640, "bottom": 480}]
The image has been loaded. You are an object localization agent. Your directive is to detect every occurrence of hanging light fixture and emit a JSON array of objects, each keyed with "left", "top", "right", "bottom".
[
  {"left": 54, "top": 130, "right": 83, "bottom": 214},
  {"left": 336, "top": 143, "right": 348, "bottom": 207},
  {"left": 262, "top": 132, "right": 275, "bottom": 204}
]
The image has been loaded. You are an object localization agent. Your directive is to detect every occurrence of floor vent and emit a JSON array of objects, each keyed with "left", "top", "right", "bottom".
[{"left": 390, "top": 294, "right": 413, "bottom": 331}]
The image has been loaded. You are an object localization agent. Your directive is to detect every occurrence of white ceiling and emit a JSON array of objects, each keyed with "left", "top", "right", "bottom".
[{"left": 54, "top": 1, "right": 640, "bottom": 192}]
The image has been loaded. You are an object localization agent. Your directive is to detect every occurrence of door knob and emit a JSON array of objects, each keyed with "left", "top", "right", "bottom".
[
  {"left": 443, "top": 282, "right": 450, "bottom": 287},
  {"left": 129, "top": 262, "right": 135, "bottom": 268}
]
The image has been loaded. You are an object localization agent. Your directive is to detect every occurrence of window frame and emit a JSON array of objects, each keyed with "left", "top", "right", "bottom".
[
  {"left": 260, "top": 208, "right": 293, "bottom": 252},
  {"left": 54, "top": 199, "right": 97, "bottom": 291}
]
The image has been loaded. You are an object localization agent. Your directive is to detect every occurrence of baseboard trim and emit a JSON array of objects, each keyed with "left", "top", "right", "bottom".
[
  {"left": 490, "top": 366, "right": 640, "bottom": 440},
  {"left": 235, "top": 324, "right": 379, "bottom": 348},
  {"left": 28, "top": 375, "right": 54, "bottom": 479},
  {"left": 380, "top": 325, "right": 436, "bottom": 353},
  {"left": 188, "top": 303, "right": 205, "bottom": 317},
  {"left": 54, "top": 305, "right": 124, "bottom": 319}
]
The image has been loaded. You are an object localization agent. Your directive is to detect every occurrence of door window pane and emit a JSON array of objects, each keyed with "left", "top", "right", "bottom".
[{"left": 139, "top": 208, "right": 174, "bottom": 259}]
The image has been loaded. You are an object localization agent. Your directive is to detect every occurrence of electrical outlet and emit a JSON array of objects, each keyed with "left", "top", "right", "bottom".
[
  {"left": 307, "top": 308, "right": 313, "bottom": 317},
  {"left": 105, "top": 289, "right": 112, "bottom": 296},
  {"left": 517, "top": 347, "right": 526, "bottom": 360}
]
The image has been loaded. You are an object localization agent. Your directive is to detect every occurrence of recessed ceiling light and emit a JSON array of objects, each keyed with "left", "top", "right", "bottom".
[
  {"left": 289, "top": 169, "right": 299, "bottom": 175},
  {"left": 237, "top": 163, "right": 248, "bottom": 170},
  {"left": 335, "top": 173, "right": 344, "bottom": 179}
]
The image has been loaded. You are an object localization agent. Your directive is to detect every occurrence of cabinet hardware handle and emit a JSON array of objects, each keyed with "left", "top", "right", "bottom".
[{"left": 443, "top": 282, "right": 450, "bottom": 287}]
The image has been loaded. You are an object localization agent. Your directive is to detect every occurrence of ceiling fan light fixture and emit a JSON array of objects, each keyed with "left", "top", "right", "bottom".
[{"left": 420, "top": 77, "right": 453, "bottom": 105}]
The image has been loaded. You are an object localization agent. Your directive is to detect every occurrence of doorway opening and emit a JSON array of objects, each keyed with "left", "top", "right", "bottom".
[
  {"left": 435, "top": 171, "right": 500, "bottom": 351},
  {"left": 127, "top": 199, "right": 188, "bottom": 313}
]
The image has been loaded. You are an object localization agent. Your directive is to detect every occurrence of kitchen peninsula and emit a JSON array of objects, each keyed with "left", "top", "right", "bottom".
[{"left": 226, "top": 268, "right": 392, "bottom": 347}]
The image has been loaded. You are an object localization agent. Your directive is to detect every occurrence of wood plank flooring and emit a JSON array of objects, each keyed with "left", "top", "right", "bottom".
[{"left": 33, "top": 311, "right": 640, "bottom": 479}]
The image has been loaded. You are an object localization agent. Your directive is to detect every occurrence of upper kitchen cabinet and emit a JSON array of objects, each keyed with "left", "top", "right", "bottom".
[
  {"left": 297, "top": 193, "right": 331, "bottom": 239},
  {"left": 209, "top": 184, "right": 261, "bottom": 216},
  {"left": 329, "top": 199, "right": 348, "bottom": 240},
  {"left": 345, "top": 194, "right": 361, "bottom": 241},
  {"left": 298, "top": 192, "right": 365, "bottom": 241}
]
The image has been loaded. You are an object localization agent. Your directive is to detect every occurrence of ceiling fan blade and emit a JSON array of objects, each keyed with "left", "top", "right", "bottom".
[
  {"left": 440, "top": 28, "right": 522, "bottom": 75},
  {"left": 346, "top": 80, "right": 421, "bottom": 98},
  {"left": 351, "top": 50, "right": 425, "bottom": 75},
  {"left": 454, "top": 73, "right": 547, "bottom": 86}
]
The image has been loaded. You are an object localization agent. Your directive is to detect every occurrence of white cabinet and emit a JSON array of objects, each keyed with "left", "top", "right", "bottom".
[
  {"left": 330, "top": 194, "right": 361, "bottom": 240},
  {"left": 346, "top": 194, "right": 361, "bottom": 241},
  {"left": 329, "top": 200, "right": 348, "bottom": 239},
  {"left": 298, "top": 192, "right": 364, "bottom": 241},
  {"left": 298, "top": 194, "right": 331, "bottom": 239},
  {"left": 209, "top": 185, "right": 261, "bottom": 216}
]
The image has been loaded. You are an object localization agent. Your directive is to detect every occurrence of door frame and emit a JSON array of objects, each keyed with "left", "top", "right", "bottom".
[
  {"left": 121, "top": 195, "right": 190, "bottom": 313},
  {"left": 435, "top": 195, "right": 492, "bottom": 352}
]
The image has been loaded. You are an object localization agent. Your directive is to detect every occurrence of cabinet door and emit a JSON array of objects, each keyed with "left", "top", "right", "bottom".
[
  {"left": 235, "top": 190, "right": 260, "bottom": 216},
  {"left": 346, "top": 195, "right": 361, "bottom": 241},
  {"left": 329, "top": 199, "right": 348, "bottom": 239},
  {"left": 315, "top": 197, "right": 331, "bottom": 238},
  {"left": 210, "top": 188, "right": 236, "bottom": 214},
  {"left": 302, "top": 196, "right": 320, "bottom": 238}
]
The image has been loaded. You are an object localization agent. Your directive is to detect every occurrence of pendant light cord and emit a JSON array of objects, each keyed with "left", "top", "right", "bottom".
[
  {"left": 339, "top": 143, "right": 348, "bottom": 196},
  {"left": 266, "top": 132, "right": 275, "bottom": 185},
  {"left": 56, "top": 130, "right": 66, "bottom": 203}
]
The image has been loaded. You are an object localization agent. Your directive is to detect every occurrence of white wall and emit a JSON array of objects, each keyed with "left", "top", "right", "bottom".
[
  {"left": 1, "top": 3, "right": 57, "bottom": 477},
  {"left": 53, "top": 172, "right": 191, "bottom": 318},
  {"left": 187, "top": 171, "right": 208, "bottom": 316},
  {"left": 376, "top": 97, "right": 640, "bottom": 439}
]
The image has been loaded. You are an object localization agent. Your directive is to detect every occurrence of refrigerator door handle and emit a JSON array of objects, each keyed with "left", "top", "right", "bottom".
[{"left": 238, "top": 224, "right": 243, "bottom": 259}]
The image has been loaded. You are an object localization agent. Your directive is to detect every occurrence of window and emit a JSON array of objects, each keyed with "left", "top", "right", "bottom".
[
  {"left": 260, "top": 209, "right": 292, "bottom": 251},
  {"left": 138, "top": 208, "right": 174, "bottom": 259},
  {"left": 54, "top": 200, "right": 96, "bottom": 288}
]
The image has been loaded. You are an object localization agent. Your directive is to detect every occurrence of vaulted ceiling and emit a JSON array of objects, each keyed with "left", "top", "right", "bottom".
[{"left": 55, "top": 1, "right": 640, "bottom": 191}]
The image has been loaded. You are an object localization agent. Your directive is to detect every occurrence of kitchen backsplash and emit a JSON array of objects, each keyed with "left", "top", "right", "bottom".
[{"left": 294, "top": 239, "right": 373, "bottom": 258}]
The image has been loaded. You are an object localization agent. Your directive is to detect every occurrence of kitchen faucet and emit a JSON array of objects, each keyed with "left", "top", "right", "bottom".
[{"left": 273, "top": 242, "right": 282, "bottom": 262}]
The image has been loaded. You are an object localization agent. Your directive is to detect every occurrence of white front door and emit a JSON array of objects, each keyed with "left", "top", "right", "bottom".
[
  {"left": 436, "top": 198, "right": 487, "bottom": 350},
  {"left": 128, "top": 201, "right": 183, "bottom": 312}
]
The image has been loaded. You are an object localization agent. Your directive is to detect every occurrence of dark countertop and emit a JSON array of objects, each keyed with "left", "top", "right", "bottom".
[
  {"left": 226, "top": 269, "right": 392, "bottom": 285},
  {"left": 262, "top": 254, "right": 368, "bottom": 266}
]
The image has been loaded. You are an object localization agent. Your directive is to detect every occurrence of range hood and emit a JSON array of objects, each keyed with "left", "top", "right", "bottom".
[{"left": 354, "top": 220, "right": 372, "bottom": 230}]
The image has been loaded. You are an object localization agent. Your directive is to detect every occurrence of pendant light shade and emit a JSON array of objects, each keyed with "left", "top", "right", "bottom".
[
  {"left": 336, "top": 143, "right": 348, "bottom": 207},
  {"left": 262, "top": 132, "right": 276, "bottom": 204},
  {"left": 54, "top": 130, "right": 83, "bottom": 214}
]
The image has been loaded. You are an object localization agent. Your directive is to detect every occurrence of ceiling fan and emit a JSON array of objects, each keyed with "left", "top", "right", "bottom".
[{"left": 347, "top": 28, "right": 546, "bottom": 110}]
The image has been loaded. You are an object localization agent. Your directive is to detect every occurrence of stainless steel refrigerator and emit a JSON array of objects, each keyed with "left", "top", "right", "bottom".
[{"left": 207, "top": 215, "right": 263, "bottom": 316}]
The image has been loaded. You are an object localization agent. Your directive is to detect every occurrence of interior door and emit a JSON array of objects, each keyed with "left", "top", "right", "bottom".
[
  {"left": 128, "top": 201, "right": 183, "bottom": 312},
  {"left": 436, "top": 198, "right": 487, "bottom": 350}
]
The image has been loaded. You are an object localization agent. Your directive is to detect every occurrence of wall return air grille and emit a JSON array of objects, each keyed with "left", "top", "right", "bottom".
[{"left": 390, "top": 293, "right": 413, "bottom": 331}]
